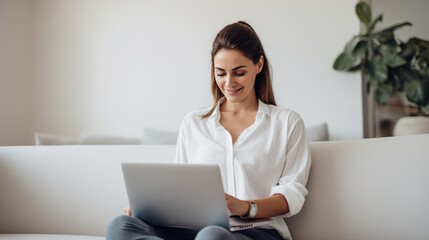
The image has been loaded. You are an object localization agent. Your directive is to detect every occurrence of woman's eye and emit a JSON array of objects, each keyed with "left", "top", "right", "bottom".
[
  {"left": 216, "top": 73, "right": 226, "bottom": 77},
  {"left": 235, "top": 72, "right": 245, "bottom": 76}
]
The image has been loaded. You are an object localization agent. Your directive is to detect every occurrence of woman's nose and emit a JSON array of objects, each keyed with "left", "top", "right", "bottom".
[{"left": 225, "top": 75, "right": 236, "bottom": 87}]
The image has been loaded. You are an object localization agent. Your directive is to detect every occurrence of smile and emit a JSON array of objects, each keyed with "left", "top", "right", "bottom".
[{"left": 226, "top": 87, "right": 243, "bottom": 95}]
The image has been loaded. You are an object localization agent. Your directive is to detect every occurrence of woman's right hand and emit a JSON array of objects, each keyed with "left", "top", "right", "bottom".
[{"left": 124, "top": 205, "right": 132, "bottom": 216}]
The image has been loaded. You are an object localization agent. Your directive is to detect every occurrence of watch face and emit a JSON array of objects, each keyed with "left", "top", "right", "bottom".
[{"left": 249, "top": 202, "right": 258, "bottom": 217}]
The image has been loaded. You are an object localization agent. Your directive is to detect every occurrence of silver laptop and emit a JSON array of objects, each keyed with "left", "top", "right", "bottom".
[{"left": 121, "top": 163, "right": 273, "bottom": 231}]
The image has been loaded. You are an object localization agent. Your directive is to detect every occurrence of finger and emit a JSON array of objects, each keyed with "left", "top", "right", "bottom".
[{"left": 124, "top": 206, "right": 131, "bottom": 216}]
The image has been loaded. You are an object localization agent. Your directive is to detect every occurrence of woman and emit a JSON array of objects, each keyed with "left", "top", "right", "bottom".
[{"left": 107, "top": 21, "right": 311, "bottom": 240}]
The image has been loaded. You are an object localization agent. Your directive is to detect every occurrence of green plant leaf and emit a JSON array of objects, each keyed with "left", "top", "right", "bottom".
[
  {"left": 390, "top": 69, "right": 404, "bottom": 91},
  {"left": 348, "top": 63, "right": 362, "bottom": 72},
  {"left": 378, "top": 43, "right": 407, "bottom": 67},
  {"left": 384, "top": 55, "right": 406, "bottom": 68},
  {"left": 373, "top": 22, "right": 411, "bottom": 44},
  {"left": 344, "top": 35, "right": 359, "bottom": 54},
  {"left": 379, "top": 44, "right": 398, "bottom": 59},
  {"left": 375, "top": 84, "right": 393, "bottom": 105},
  {"left": 363, "top": 58, "right": 388, "bottom": 96},
  {"left": 405, "top": 79, "right": 428, "bottom": 104},
  {"left": 399, "top": 41, "right": 416, "bottom": 59},
  {"left": 394, "top": 64, "right": 421, "bottom": 95},
  {"left": 333, "top": 52, "right": 358, "bottom": 71},
  {"left": 352, "top": 40, "right": 368, "bottom": 58},
  {"left": 419, "top": 68, "right": 429, "bottom": 78},
  {"left": 414, "top": 38, "right": 429, "bottom": 61},
  {"left": 363, "top": 58, "right": 388, "bottom": 87},
  {"left": 409, "top": 38, "right": 429, "bottom": 69},
  {"left": 407, "top": 37, "right": 429, "bottom": 53},
  {"left": 367, "top": 15, "right": 383, "bottom": 34},
  {"left": 334, "top": 36, "right": 361, "bottom": 71},
  {"left": 375, "top": 31, "right": 394, "bottom": 43},
  {"left": 372, "top": 57, "right": 388, "bottom": 83},
  {"left": 387, "top": 56, "right": 406, "bottom": 67},
  {"left": 356, "top": 2, "right": 371, "bottom": 26},
  {"left": 373, "top": 22, "right": 412, "bottom": 36}
]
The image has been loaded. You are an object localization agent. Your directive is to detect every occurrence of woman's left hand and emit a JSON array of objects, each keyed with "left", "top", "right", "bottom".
[{"left": 225, "top": 193, "right": 250, "bottom": 217}]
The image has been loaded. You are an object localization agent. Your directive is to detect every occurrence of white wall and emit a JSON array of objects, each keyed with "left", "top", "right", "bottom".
[
  {"left": 372, "top": 0, "right": 429, "bottom": 41},
  {"left": 0, "top": 0, "right": 33, "bottom": 145},
  {"left": 1, "top": 0, "right": 363, "bottom": 145}
]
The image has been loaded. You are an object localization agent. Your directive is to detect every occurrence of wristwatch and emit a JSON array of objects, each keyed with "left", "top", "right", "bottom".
[{"left": 243, "top": 201, "right": 258, "bottom": 219}]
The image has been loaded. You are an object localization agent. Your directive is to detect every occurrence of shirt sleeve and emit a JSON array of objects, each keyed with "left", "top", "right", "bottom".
[
  {"left": 174, "top": 118, "right": 188, "bottom": 164},
  {"left": 270, "top": 113, "right": 311, "bottom": 217}
]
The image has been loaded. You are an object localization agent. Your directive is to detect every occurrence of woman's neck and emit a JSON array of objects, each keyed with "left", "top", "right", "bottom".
[{"left": 221, "top": 94, "right": 258, "bottom": 113}]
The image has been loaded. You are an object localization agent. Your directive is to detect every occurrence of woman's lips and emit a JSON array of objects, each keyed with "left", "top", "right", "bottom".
[{"left": 226, "top": 87, "right": 243, "bottom": 95}]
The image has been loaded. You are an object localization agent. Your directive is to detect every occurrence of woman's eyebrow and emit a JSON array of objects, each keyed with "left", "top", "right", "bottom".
[
  {"left": 232, "top": 65, "right": 247, "bottom": 71},
  {"left": 215, "top": 65, "right": 247, "bottom": 71}
]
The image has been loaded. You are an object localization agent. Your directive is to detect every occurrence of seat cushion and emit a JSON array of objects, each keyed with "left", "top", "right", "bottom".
[{"left": 0, "top": 234, "right": 104, "bottom": 240}]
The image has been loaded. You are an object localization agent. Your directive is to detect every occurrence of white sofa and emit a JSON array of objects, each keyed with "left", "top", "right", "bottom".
[{"left": 1, "top": 134, "right": 428, "bottom": 240}]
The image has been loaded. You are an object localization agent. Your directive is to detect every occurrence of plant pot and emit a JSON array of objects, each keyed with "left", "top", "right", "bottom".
[{"left": 393, "top": 116, "right": 429, "bottom": 136}]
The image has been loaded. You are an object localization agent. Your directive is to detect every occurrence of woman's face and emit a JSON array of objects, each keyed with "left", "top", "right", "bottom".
[{"left": 213, "top": 49, "right": 263, "bottom": 104}]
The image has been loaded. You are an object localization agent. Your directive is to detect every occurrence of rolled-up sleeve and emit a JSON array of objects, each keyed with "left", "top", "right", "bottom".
[{"left": 270, "top": 114, "right": 311, "bottom": 217}]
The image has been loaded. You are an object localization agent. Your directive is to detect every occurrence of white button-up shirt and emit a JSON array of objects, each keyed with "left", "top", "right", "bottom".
[{"left": 175, "top": 98, "right": 311, "bottom": 239}]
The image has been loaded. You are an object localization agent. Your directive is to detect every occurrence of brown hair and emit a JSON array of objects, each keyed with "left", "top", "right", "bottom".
[{"left": 202, "top": 21, "right": 276, "bottom": 118}]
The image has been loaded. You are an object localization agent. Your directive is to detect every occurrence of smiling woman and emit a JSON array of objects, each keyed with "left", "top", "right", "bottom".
[
  {"left": 203, "top": 21, "right": 275, "bottom": 118},
  {"left": 214, "top": 49, "right": 262, "bottom": 107},
  {"left": 107, "top": 21, "right": 311, "bottom": 240}
]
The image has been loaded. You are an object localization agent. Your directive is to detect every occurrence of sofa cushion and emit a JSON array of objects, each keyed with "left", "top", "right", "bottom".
[
  {"left": 34, "top": 133, "right": 79, "bottom": 145},
  {"left": 79, "top": 134, "right": 141, "bottom": 145},
  {"left": 306, "top": 122, "right": 329, "bottom": 141},
  {"left": 0, "top": 234, "right": 104, "bottom": 240},
  {"left": 34, "top": 132, "right": 141, "bottom": 145},
  {"left": 141, "top": 127, "right": 178, "bottom": 145}
]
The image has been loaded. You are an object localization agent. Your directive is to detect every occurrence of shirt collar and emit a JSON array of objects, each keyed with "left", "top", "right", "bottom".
[
  {"left": 209, "top": 97, "right": 271, "bottom": 122},
  {"left": 208, "top": 97, "right": 224, "bottom": 124},
  {"left": 257, "top": 99, "right": 271, "bottom": 117}
]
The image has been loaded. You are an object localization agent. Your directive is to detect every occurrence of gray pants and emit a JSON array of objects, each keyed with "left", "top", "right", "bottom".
[{"left": 106, "top": 215, "right": 283, "bottom": 240}]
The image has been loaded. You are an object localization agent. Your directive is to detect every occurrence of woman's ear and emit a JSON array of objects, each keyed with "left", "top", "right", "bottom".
[{"left": 257, "top": 55, "right": 264, "bottom": 73}]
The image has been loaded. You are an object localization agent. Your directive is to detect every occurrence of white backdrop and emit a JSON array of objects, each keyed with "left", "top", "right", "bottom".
[
  {"left": 0, "top": 0, "right": 33, "bottom": 145},
  {"left": 372, "top": 0, "right": 429, "bottom": 41},
  {"left": 1, "top": 0, "right": 363, "bottom": 145}
]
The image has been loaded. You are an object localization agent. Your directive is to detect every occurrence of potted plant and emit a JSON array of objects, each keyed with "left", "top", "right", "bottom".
[
  {"left": 333, "top": 2, "right": 429, "bottom": 116},
  {"left": 400, "top": 37, "right": 429, "bottom": 114}
]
